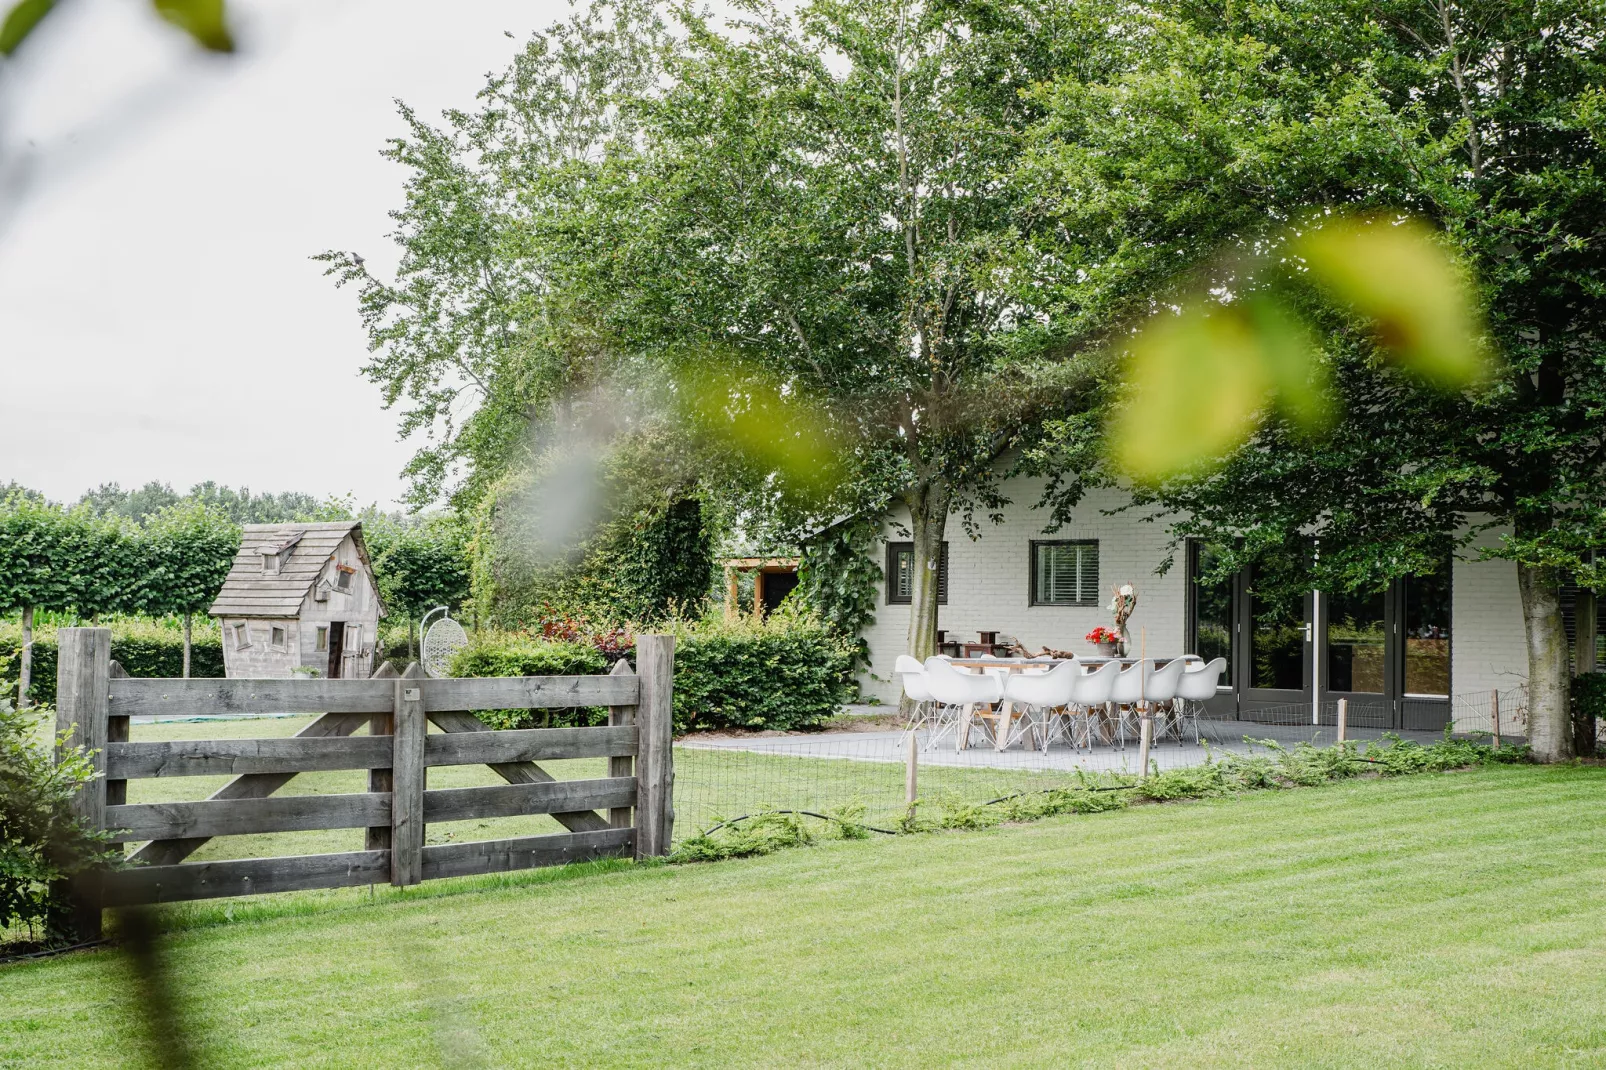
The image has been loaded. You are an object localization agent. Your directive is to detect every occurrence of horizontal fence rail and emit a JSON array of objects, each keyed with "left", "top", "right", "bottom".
[{"left": 53, "top": 628, "right": 675, "bottom": 939}]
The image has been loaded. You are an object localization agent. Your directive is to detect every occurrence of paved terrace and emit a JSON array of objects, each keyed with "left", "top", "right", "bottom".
[{"left": 680, "top": 710, "right": 1458, "bottom": 776}]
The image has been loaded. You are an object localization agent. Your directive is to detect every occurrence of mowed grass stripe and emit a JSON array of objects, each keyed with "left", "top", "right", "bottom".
[{"left": 0, "top": 764, "right": 1602, "bottom": 1068}]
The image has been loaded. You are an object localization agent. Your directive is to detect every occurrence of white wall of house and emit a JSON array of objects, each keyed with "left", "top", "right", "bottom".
[
  {"left": 1451, "top": 521, "right": 1528, "bottom": 723},
  {"left": 857, "top": 482, "right": 1530, "bottom": 722},
  {"left": 859, "top": 479, "right": 1188, "bottom": 703}
]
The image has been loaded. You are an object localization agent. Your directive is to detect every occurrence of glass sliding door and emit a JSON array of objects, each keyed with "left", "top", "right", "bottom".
[
  {"left": 1320, "top": 586, "right": 1389, "bottom": 729},
  {"left": 1242, "top": 559, "right": 1311, "bottom": 717},
  {"left": 1400, "top": 567, "right": 1452, "bottom": 729},
  {"left": 1186, "top": 542, "right": 1237, "bottom": 716}
]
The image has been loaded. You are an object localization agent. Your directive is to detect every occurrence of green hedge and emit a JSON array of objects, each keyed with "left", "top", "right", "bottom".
[
  {"left": 672, "top": 616, "right": 855, "bottom": 733},
  {"left": 0, "top": 621, "right": 224, "bottom": 706},
  {"left": 449, "top": 637, "right": 608, "bottom": 729},
  {"left": 446, "top": 615, "right": 854, "bottom": 735}
]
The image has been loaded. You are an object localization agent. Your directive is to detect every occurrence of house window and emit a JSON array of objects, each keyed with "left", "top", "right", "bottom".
[
  {"left": 1030, "top": 540, "right": 1099, "bottom": 606},
  {"left": 315, "top": 625, "right": 328, "bottom": 652},
  {"left": 270, "top": 626, "right": 287, "bottom": 651},
  {"left": 334, "top": 566, "right": 355, "bottom": 592},
  {"left": 232, "top": 623, "right": 249, "bottom": 649},
  {"left": 262, "top": 552, "right": 280, "bottom": 575},
  {"left": 886, "top": 542, "right": 948, "bottom": 605}
]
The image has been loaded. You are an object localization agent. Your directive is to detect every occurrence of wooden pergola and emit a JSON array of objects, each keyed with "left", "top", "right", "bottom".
[{"left": 723, "top": 557, "right": 800, "bottom": 621}]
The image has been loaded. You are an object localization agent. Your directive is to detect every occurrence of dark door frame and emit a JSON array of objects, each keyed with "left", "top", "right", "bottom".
[{"left": 326, "top": 621, "right": 345, "bottom": 680}]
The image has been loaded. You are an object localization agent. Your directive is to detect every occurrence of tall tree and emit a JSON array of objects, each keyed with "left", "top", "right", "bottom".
[
  {"left": 533, "top": 0, "right": 1117, "bottom": 660},
  {"left": 136, "top": 503, "right": 240, "bottom": 677},
  {"left": 364, "top": 514, "right": 472, "bottom": 658},
  {"left": 1025, "top": 0, "right": 1605, "bottom": 758}
]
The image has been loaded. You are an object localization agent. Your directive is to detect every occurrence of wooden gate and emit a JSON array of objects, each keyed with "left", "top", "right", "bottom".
[{"left": 53, "top": 628, "right": 675, "bottom": 941}]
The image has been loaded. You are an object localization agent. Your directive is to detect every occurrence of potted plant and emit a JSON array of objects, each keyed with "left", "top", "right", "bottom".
[{"left": 1085, "top": 626, "right": 1121, "bottom": 657}]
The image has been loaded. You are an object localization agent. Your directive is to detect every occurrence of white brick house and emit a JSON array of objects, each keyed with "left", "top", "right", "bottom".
[{"left": 856, "top": 475, "right": 1526, "bottom": 731}]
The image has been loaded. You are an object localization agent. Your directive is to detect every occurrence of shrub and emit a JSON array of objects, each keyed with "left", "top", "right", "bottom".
[
  {"left": 445, "top": 611, "right": 854, "bottom": 735},
  {"left": 448, "top": 635, "right": 608, "bottom": 729},
  {"left": 0, "top": 618, "right": 225, "bottom": 706},
  {"left": 0, "top": 678, "right": 119, "bottom": 948},
  {"left": 672, "top": 611, "right": 855, "bottom": 733},
  {"left": 1572, "top": 673, "right": 1606, "bottom": 755}
]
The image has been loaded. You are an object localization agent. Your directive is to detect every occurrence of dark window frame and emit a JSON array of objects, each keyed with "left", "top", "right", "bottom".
[
  {"left": 1028, "top": 539, "right": 1100, "bottom": 607},
  {"left": 886, "top": 541, "right": 948, "bottom": 605}
]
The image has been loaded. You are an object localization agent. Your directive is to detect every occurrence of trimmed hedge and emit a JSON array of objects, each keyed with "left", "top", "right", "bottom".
[
  {"left": 0, "top": 620, "right": 224, "bottom": 706},
  {"left": 671, "top": 616, "right": 855, "bottom": 733},
  {"left": 446, "top": 614, "right": 855, "bottom": 735},
  {"left": 448, "top": 637, "right": 608, "bottom": 730}
]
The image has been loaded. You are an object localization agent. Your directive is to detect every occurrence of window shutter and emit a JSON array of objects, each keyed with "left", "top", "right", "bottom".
[
  {"left": 938, "top": 542, "right": 949, "bottom": 603},
  {"left": 1079, "top": 543, "right": 1099, "bottom": 605}
]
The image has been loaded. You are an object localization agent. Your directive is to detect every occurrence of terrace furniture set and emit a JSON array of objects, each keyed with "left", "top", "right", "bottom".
[{"left": 895, "top": 653, "right": 1228, "bottom": 752}]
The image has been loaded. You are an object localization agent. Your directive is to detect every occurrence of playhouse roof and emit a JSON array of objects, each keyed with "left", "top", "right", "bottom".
[{"left": 208, "top": 521, "right": 381, "bottom": 619}]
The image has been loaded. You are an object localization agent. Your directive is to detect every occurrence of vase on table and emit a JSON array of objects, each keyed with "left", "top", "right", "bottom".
[{"left": 1096, "top": 641, "right": 1118, "bottom": 657}]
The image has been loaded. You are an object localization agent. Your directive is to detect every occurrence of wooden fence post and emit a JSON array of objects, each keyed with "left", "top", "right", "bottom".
[
  {"left": 905, "top": 731, "right": 918, "bottom": 817},
  {"left": 634, "top": 635, "right": 675, "bottom": 858},
  {"left": 367, "top": 662, "right": 399, "bottom": 851},
  {"left": 1491, "top": 689, "right": 1501, "bottom": 750},
  {"left": 1336, "top": 698, "right": 1348, "bottom": 743},
  {"left": 607, "top": 658, "right": 636, "bottom": 831},
  {"left": 390, "top": 663, "right": 427, "bottom": 886},
  {"left": 1137, "top": 706, "right": 1153, "bottom": 779},
  {"left": 55, "top": 628, "right": 111, "bottom": 941}
]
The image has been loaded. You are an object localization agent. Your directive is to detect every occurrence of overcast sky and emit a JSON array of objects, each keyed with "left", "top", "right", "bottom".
[{"left": 0, "top": 0, "right": 565, "bottom": 509}]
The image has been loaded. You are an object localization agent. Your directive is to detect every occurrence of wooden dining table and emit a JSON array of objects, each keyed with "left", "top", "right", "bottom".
[{"left": 946, "top": 655, "right": 1201, "bottom": 751}]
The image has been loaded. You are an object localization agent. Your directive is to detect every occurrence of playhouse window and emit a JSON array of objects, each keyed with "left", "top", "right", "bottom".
[
  {"left": 232, "top": 623, "right": 248, "bottom": 649},
  {"left": 270, "top": 626, "right": 287, "bottom": 650},
  {"left": 334, "top": 566, "right": 354, "bottom": 592},
  {"left": 315, "top": 625, "right": 328, "bottom": 652}
]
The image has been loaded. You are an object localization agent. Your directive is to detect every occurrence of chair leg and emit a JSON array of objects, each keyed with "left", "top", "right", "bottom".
[{"left": 956, "top": 703, "right": 973, "bottom": 752}]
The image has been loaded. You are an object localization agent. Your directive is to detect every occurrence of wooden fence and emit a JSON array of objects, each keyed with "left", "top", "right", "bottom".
[{"left": 54, "top": 628, "right": 674, "bottom": 941}]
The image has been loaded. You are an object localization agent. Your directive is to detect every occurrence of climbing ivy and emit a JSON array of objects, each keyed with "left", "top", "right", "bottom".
[{"left": 795, "top": 517, "right": 881, "bottom": 670}]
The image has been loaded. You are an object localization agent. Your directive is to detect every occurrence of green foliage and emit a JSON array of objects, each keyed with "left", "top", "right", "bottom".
[
  {"left": 0, "top": 678, "right": 119, "bottom": 947},
  {"left": 364, "top": 513, "right": 471, "bottom": 625},
  {"left": 1, "top": 0, "right": 232, "bottom": 56},
  {"left": 672, "top": 811, "right": 816, "bottom": 863},
  {"left": 1571, "top": 674, "right": 1606, "bottom": 755},
  {"left": 671, "top": 611, "right": 856, "bottom": 734},
  {"left": 447, "top": 635, "right": 608, "bottom": 730},
  {"left": 794, "top": 517, "right": 880, "bottom": 671},
  {"left": 134, "top": 502, "right": 241, "bottom": 617},
  {"left": 0, "top": 620, "right": 225, "bottom": 707}
]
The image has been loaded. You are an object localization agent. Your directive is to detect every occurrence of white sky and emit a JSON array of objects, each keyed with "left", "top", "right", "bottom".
[{"left": 0, "top": 0, "right": 566, "bottom": 508}]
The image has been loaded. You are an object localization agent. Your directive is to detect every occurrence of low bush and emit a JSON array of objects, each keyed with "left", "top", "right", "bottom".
[
  {"left": 0, "top": 618, "right": 225, "bottom": 706},
  {"left": 672, "top": 611, "right": 855, "bottom": 733},
  {"left": 0, "top": 678, "right": 120, "bottom": 949},
  {"left": 671, "top": 732, "right": 1532, "bottom": 863},
  {"left": 448, "top": 635, "right": 608, "bottom": 729}
]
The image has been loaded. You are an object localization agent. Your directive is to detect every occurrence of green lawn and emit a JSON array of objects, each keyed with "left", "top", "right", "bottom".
[{"left": 3, "top": 763, "right": 1604, "bottom": 1067}]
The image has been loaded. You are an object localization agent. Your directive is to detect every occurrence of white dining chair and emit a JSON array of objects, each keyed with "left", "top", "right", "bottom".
[
  {"left": 1109, "top": 659, "right": 1152, "bottom": 746},
  {"left": 1172, "top": 657, "right": 1227, "bottom": 744},
  {"left": 1067, "top": 658, "right": 1121, "bottom": 748},
  {"left": 1002, "top": 658, "right": 1079, "bottom": 751},
  {"left": 923, "top": 656, "right": 1004, "bottom": 751},
  {"left": 895, "top": 654, "right": 934, "bottom": 735},
  {"left": 1141, "top": 657, "right": 1189, "bottom": 740}
]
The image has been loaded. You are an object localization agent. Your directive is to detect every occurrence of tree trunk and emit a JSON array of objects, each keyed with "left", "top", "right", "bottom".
[
  {"left": 17, "top": 605, "right": 32, "bottom": 710},
  {"left": 904, "top": 481, "right": 949, "bottom": 664},
  {"left": 1517, "top": 560, "right": 1572, "bottom": 761},
  {"left": 182, "top": 612, "right": 192, "bottom": 679}
]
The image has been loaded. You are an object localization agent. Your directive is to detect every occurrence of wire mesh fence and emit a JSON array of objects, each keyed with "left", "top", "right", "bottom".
[{"left": 670, "top": 700, "right": 1457, "bottom": 842}]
